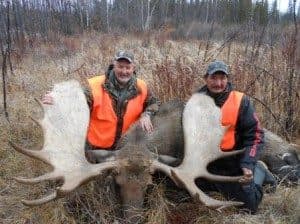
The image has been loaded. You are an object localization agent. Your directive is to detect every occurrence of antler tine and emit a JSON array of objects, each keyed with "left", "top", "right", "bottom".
[
  {"left": 170, "top": 170, "right": 243, "bottom": 208},
  {"left": 57, "top": 161, "right": 118, "bottom": 195},
  {"left": 205, "top": 148, "right": 246, "bottom": 165},
  {"left": 150, "top": 160, "right": 187, "bottom": 188},
  {"left": 9, "top": 141, "right": 50, "bottom": 165},
  {"left": 202, "top": 173, "right": 242, "bottom": 182},
  {"left": 14, "top": 171, "right": 60, "bottom": 184},
  {"left": 219, "top": 148, "right": 245, "bottom": 157},
  {"left": 22, "top": 192, "right": 57, "bottom": 206},
  {"left": 194, "top": 188, "right": 244, "bottom": 208}
]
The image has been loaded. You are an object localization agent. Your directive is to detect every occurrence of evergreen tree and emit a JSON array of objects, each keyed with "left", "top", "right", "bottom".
[
  {"left": 270, "top": 0, "right": 279, "bottom": 24},
  {"left": 253, "top": 0, "right": 269, "bottom": 25},
  {"left": 238, "top": 0, "right": 252, "bottom": 23}
]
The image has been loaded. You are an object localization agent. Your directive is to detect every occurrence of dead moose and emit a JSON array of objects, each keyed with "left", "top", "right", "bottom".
[{"left": 11, "top": 80, "right": 300, "bottom": 222}]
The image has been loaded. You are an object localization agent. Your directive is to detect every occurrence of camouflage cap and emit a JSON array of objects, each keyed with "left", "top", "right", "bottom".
[
  {"left": 114, "top": 50, "right": 134, "bottom": 63},
  {"left": 206, "top": 60, "right": 229, "bottom": 76}
]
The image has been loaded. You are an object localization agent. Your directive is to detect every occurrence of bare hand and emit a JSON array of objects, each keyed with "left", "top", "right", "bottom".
[
  {"left": 239, "top": 167, "right": 253, "bottom": 184},
  {"left": 42, "top": 91, "right": 54, "bottom": 105},
  {"left": 139, "top": 114, "right": 153, "bottom": 133}
]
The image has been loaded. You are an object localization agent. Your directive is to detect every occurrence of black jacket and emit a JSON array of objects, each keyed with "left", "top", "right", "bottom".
[{"left": 198, "top": 83, "right": 264, "bottom": 173}]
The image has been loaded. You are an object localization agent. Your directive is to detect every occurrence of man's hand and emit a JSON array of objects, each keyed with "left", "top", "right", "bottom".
[
  {"left": 42, "top": 91, "right": 54, "bottom": 105},
  {"left": 239, "top": 167, "right": 253, "bottom": 184},
  {"left": 139, "top": 113, "right": 153, "bottom": 133}
]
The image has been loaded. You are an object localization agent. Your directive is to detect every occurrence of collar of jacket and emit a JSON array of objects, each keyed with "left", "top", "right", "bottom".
[
  {"left": 197, "top": 83, "right": 233, "bottom": 107},
  {"left": 103, "top": 68, "right": 139, "bottom": 100}
]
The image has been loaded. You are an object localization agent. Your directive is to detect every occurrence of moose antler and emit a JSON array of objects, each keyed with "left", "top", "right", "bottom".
[
  {"left": 151, "top": 93, "right": 244, "bottom": 209},
  {"left": 11, "top": 80, "right": 118, "bottom": 206}
]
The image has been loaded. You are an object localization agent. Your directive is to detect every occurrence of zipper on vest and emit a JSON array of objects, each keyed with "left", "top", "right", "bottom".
[{"left": 112, "top": 99, "right": 128, "bottom": 148}]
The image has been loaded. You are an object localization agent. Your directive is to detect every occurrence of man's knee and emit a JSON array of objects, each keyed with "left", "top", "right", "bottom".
[{"left": 240, "top": 183, "right": 263, "bottom": 213}]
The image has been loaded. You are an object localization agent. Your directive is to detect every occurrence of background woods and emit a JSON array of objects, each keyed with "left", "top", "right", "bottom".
[
  {"left": 1, "top": 0, "right": 299, "bottom": 138},
  {"left": 0, "top": 0, "right": 299, "bottom": 223},
  {"left": 0, "top": 0, "right": 298, "bottom": 43}
]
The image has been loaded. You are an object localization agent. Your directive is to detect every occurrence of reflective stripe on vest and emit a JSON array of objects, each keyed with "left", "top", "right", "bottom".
[
  {"left": 220, "top": 91, "right": 244, "bottom": 151},
  {"left": 87, "top": 75, "right": 148, "bottom": 149}
]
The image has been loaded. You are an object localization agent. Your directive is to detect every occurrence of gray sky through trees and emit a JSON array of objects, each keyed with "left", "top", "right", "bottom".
[{"left": 266, "top": 0, "right": 299, "bottom": 12}]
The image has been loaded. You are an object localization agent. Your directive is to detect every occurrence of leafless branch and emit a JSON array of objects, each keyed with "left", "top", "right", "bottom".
[{"left": 249, "top": 95, "right": 291, "bottom": 141}]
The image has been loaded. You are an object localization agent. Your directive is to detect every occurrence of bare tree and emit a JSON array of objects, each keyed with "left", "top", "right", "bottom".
[
  {"left": 143, "top": 0, "right": 158, "bottom": 31},
  {"left": 106, "top": 0, "right": 111, "bottom": 32},
  {"left": 1, "top": 1, "right": 13, "bottom": 121},
  {"left": 284, "top": 0, "right": 298, "bottom": 136}
]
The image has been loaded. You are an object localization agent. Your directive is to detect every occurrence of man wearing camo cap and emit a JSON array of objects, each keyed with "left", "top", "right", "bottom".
[
  {"left": 43, "top": 50, "right": 159, "bottom": 162},
  {"left": 195, "top": 60, "right": 276, "bottom": 213}
]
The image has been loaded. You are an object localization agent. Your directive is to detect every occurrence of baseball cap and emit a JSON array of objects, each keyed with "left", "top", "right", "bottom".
[
  {"left": 114, "top": 50, "right": 134, "bottom": 63},
  {"left": 206, "top": 60, "right": 229, "bottom": 76}
]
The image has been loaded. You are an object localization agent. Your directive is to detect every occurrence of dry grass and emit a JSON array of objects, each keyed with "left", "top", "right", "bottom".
[{"left": 0, "top": 32, "right": 299, "bottom": 223}]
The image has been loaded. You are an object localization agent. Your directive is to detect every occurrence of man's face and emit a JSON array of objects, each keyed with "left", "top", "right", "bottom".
[
  {"left": 205, "top": 72, "right": 228, "bottom": 94},
  {"left": 113, "top": 59, "right": 135, "bottom": 85}
]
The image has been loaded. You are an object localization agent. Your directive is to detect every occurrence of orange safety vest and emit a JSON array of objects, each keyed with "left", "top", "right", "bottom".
[
  {"left": 87, "top": 75, "right": 148, "bottom": 149},
  {"left": 220, "top": 91, "right": 244, "bottom": 151}
]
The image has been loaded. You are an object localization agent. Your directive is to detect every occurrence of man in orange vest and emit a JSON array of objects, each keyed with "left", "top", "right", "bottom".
[
  {"left": 43, "top": 50, "right": 159, "bottom": 161},
  {"left": 195, "top": 60, "right": 276, "bottom": 213}
]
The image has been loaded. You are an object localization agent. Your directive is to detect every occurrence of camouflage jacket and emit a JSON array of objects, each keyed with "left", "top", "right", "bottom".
[{"left": 85, "top": 65, "right": 160, "bottom": 150}]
